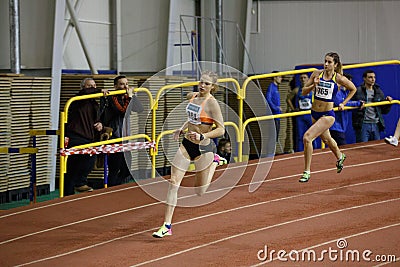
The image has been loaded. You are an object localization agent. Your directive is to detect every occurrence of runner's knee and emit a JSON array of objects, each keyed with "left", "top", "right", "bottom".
[
  {"left": 321, "top": 136, "right": 330, "bottom": 144},
  {"left": 303, "top": 132, "right": 313, "bottom": 145},
  {"left": 166, "top": 181, "right": 179, "bottom": 206},
  {"left": 194, "top": 184, "right": 209, "bottom": 196}
]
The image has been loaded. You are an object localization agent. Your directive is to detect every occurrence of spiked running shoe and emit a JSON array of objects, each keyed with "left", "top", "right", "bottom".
[
  {"left": 213, "top": 154, "right": 227, "bottom": 166},
  {"left": 299, "top": 172, "right": 310, "bottom": 183},
  {"left": 152, "top": 224, "right": 172, "bottom": 238},
  {"left": 336, "top": 153, "right": 346, "bottom": 173},
  {"left": 384, "top": 136, "right": 398, "bottom": 147}
]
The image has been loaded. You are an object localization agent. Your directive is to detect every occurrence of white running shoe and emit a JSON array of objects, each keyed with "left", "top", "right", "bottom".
[
  {"left": 152, "top": 224, "right": 172, "bottom": 238},
  {"left": 384, "top": 136, "right": 398, "bottom": 147}
]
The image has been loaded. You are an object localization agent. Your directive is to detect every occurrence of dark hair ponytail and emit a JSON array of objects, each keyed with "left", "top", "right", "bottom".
[{"left": 325, "top": 52, "right": 343, "bottom": 75}]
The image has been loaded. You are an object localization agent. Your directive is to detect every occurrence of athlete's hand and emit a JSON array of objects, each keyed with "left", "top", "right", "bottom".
[
  {"left": 188, "top": 131, "right": 202, "bottom": 141},
  {"left": 173, "top": 129, "right": 183, "bottom": 141},
  {"left": 313, "top": 77, "right": 320, "bottom": 86}
]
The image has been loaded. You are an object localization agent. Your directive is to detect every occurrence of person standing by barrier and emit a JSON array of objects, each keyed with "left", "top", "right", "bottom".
[
  {"left": 287, "top": 73, "right": 318, "bottom": 152},
  {"left": 152, "top": 70, "right": 225, "bottom": 238},
  {"left": 284, "top": 78, "right": 297, "bottom": 153},
  {"left": 384, "top": 117, "right": 400, "bottom": 146},
  {"left": 299, "top": 52, "right": 357, "bottom": 183},
  {"left": 100, "top": 75, "right": 143, "bottom": 187},
  {"left": 265, "top": 71, "right": 282, "bottom": 142},
  {"left": 217, "top": 138, "right": 231, "bottom": 164},
  {"left": 351, "top": 70, "right": 393, "bottom": 143},
  {"left": 64, "top": 78, "right": 104, "bottom": 195},
  {"left": 330, "top": 73, "right": 363, "bottom": 146}
]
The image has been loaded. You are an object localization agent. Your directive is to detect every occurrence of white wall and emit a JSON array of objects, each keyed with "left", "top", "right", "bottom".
[
  {"left": 166, "top": 0, "right": 196, "bottom": 70},
  {"left": 63, "top": 0, "right": 171, "bottom": 73},
  {"left": 223, "top": 0, "right": 247, "bottom": 70},
  {"left": 119, "top": 0, "right": 170, "bottom": 73},
  {"left": 1, "top": 0, "right": 399, "bottom": 74},
  {"left": 0, "top": 0, "right": 10, "bottom": 69},
  {"left": 198, "top": 0, "right": 247, "bottom": 71},
  {"left": 62, "top": 0, "right": 112, "bottom": 71},
  {"left": 0, "top": 0, "right": 55, "bottom": 69},
  {"left": 248, "top": 0, "right": 400, "bottom": 73}
]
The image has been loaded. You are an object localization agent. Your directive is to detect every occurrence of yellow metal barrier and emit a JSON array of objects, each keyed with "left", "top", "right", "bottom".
[
  {"left": 154, "top": 121, "right": 240, "bottom": 173},
  {"left": 154, "top": 122, "right": 240, "bottom": 155},
  {"left": 343, "top": 60, "right": 400, "bottom": 70},
  {"left": 239, "top": 60, "right": 400, "bottom": 161},
  {"left": 243, "top": 100, "right": 399, "bottom": 156},
  {"left": 57, "top": 59, "right": 399, "bottom": 197},
  {"left": 153, "top": 77, "right": 240, "bottom": 110},
  {"left": 59, "top": 88, "right": 153, "bottom": 197},
  {"left": 152, "top": 78, "right": 241, "bottom": 177},
  {"left": 63, "top": 89, "right": 153, "bottom": 124},
  {"left": 0, "top": 146, "right": 39, "bottom": 204},
  {"left": 71, "top": 133, "right": 153, "bottom": 150},
  {"left": 27, "top": 129, "right": 60, "bottom": 203},
  {"left": 239, "top": 68, "right": 318, "bottom": 161},
  {"left": 62, "top": 133, "right": 153, "bottom": 190},
  {"left": 29, "top": 130, "right": 60, "bottom": 136},
  {"left": 0, "top": 147, "right": 38, "bottom": 154}
]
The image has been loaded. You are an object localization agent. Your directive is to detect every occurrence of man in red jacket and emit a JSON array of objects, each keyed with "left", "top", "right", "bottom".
[{"left": 100, "top": 75, "right": 143, "bottom": 186}]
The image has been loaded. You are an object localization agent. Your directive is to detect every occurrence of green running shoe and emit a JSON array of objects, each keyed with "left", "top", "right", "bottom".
[
  {"left": 299, "top": 172, "right": 310, "bottom": 183},
  {"left": 336, "top": 153, "right": 346, "bottom": 173},
  {"left": 152, "top": 224, "right": 172, "bottom": 238}
]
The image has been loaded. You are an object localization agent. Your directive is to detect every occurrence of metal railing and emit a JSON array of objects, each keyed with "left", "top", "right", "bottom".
[
  {"left": 0, "top": 146, "right": 38, "bottom": 203},
  {"left": 37, "top": 59, "right": 400, "bottom": 199},
  {"left": 59, "top": 88, "right": 153, "bottom": 197}
]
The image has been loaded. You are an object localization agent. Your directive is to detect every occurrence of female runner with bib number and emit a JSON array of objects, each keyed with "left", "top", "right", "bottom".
[
  {"left": 299, "top": 52, "right": 357, "bottom": 182},
  {"left": 153, "top": 70, "right": 225, "bottom": 238}
]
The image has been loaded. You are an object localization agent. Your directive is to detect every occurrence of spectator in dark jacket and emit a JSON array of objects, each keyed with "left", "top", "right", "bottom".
[
  {"left": 100, "top": 75, "right": 143, "bottom": 186},
  {"left": 64, "top": 78, "right": 103, "bottom": 195},
  {"left": 217, "top": 138, "right": 231, "bottom": 164},
  {"left": 351, "top": 70, "right": 393, "bottom": 143}
]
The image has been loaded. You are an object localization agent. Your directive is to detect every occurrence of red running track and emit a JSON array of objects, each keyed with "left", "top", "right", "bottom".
[{"left": 0, "top": 140, "right": 399, "bottom": 267}]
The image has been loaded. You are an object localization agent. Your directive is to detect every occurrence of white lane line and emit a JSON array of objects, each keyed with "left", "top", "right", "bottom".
[
  {"left": 14, "top": 176, "right": 400, "bottom": 266},
  {"left": 253, "top": 223, "right": 400, "bottom": 266},
  {"left": 0, "top": 142, "right": 387, "bottom": 218},
  {"left": 248, "top": 157, "right": 400, "bottom": 187},
  {"left": 0, "top": 180, "right": 162, "bottom": 219},
  {"left": 133, "top": 198, "right": 400, "bottom": 267},
  {"left": 0, "top": 201, "right": 161, "bottom": 245},
  {"left": 1, "top": 155, "right": 399, "bottom": 245}
]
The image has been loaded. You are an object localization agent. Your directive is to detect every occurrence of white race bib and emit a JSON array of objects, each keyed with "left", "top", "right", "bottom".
[
  {"left": 186, "top": 102, "right": 202, "bottom": 125},
  {"left": 299, "top": 98, "right": 312, "bottom": 110},
  {"left": 315, "top": 80, "right": 334, "bottom": 100}
]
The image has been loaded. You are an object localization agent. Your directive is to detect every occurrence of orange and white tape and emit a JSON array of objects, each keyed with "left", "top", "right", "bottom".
[{"left": 60, "top": 141, "right": 155, "bottom": 156}]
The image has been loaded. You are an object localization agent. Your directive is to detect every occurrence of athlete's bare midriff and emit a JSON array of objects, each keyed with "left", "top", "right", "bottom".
[
  {"left": 312, "top": 98, "right": 333, "bottom": 112},
  {"left": 184, "top": 123, "right": 213, "bottom": 145}
]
